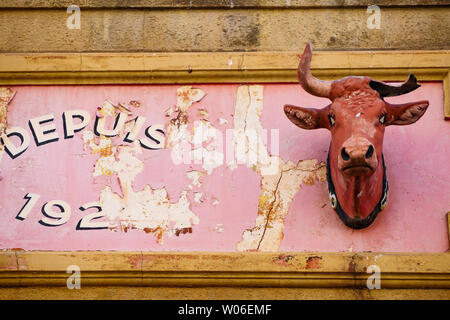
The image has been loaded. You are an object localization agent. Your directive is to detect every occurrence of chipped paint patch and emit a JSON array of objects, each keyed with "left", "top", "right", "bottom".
[
  {"left": 228, "top": 85, "right": 279, "bottom": 176},
  {"left": 218, "top": 117, "right": 228, "bottom": 125},
  {"left": 96, "top": 100, "right": 116, "bottom": 117},
  {"left": 237, "top": 159, "right": 326, "bottom": 252},
  {"left": 193, "top": 192, "right": 203, "bottom": 203},
  {"left": 0, "top": 87, "right": 16, "bottom": 173},
  {"left": 166, "top": 86, "right": 205, "bottom": 161},
  {"left": 234, "top": 85, "right": 327, "bottom": 252},
  {"left": 83, "top": 100, "right": 199, "bottom": 243},
  {"left": 166, "top": 87, "right": 224, "bottom": 175},
  {"left": 198, "top": 108, "right": 209, "bottom": 118},
  {"left": 186, "top": 170, "right": 204, "bottom": 188},
  {"left": 0, "top": 88, "right": 15, "bottom": 146},
  {"left": 214, "top": 224, "right": 224, "bottom": 233},
  {"left": 190, "top": 120, "right": 224, "bottom": 174},
  {"left": 176, "top": 86, "right": 206, "bottom": 112},
  {"left": 83, "top": 132, "right": 114, "bottom": 157}
]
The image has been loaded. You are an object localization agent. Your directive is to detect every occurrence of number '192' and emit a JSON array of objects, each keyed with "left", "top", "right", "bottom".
[{"left": 16, "top": 193, "right": 108, "bottom": 230}]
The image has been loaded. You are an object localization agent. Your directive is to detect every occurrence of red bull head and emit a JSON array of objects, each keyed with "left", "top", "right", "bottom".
[{"left": 284, "top": 43, "right": 429, "bottom": 229}]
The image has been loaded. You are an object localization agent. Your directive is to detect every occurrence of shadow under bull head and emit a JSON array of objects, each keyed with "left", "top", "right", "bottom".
[{"left": 284, "top": 43, "right": 429, "bottom": 229}]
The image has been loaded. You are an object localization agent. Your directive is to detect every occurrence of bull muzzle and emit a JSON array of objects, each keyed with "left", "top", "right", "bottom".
[{"left": 338, "top": 138, "right": 378, "bottom": 176}]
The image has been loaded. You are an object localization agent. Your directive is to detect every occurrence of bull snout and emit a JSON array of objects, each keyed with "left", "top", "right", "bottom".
[{"left": 338, "top": 138, "right": 378, "bottom": 176}]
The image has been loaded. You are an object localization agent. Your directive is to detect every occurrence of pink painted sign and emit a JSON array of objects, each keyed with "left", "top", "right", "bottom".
[{"left": 0, "top": 83, "right": 448, "bottom": 252}]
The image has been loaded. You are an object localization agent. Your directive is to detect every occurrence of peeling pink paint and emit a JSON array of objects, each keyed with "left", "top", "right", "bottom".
[{"left": 0, "top": 83, "right": 448, "bottom": 252}]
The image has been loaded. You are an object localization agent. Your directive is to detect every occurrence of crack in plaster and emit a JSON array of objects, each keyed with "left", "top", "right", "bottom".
[{"left": 233, "top": 85, "right": 327, "bottom": 252}]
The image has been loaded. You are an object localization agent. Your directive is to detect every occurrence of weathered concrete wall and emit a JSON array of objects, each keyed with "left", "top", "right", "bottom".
[{"left": 0, "top": 1, "right": 449, "bottom": 52}]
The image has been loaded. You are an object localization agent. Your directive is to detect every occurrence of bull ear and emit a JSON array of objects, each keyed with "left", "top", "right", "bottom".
[
  {"left": 385, "top": 100, "right": 429, "bottom": 126},
  {"left": 284, "top": 104, "right": 329, "bottom": 130}
]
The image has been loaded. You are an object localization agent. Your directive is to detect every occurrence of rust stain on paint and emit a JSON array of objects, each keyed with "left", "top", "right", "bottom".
[
  {"left": 348, "top": 260, "right": 356, "bottom": 273},
  {"left": 128, "top": 255, "right": 142, "bottom": 270},
  {"left": 306, "top": 256, "right": 323, "bottom": 269},
  {"left": 128, "top": 100, "right": 141, "bottom": 108},
  {"left": 234, "top": 85, "right": 327, "bottom": 252},
  {"left": 272, "top": 254, "right": 295, "bottom": 266}
]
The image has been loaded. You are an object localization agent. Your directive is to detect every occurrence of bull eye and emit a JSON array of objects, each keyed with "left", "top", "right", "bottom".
[
  {"left": 328, "top": 114, "right": 335, "bottom": 127},
  {"left": 379, "top": 114, "right": 386, "bottom": 125}
]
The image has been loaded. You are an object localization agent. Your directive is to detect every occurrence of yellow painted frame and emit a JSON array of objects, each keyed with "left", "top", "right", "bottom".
[
  {"left": 0, "top": 50, "right": 449, "bottom": 118},
  {"left": 0, "top": 50, "right": 449, "bottom": 299}
]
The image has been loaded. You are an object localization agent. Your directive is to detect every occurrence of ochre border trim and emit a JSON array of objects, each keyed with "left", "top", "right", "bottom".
[
  {"left": 0, "top": 51, "right": 449, "bottom": 297},
  {"left": 1, "top": 50, "right": 449, "bottom": 118},
  {"left": 0, "top": 251, "right": 449, "bottom": 289}
]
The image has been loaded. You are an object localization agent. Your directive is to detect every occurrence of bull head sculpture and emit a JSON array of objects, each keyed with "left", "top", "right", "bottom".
[{"left": 284, "top": 43, "right": 429, "bottom": 229}]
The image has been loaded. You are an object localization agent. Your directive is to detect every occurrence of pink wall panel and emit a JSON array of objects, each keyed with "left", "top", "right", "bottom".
[{"left": 0, "top": 83, "right": 448, "bottom": 252}]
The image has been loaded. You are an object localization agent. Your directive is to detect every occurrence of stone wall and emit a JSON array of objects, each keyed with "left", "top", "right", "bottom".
[{"left": 0, "top": 0, "right": 449, "bottom": 52}]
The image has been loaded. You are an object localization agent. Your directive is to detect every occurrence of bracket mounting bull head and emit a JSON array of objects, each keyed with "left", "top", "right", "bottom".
[{"left": 284, "top": 43, "right": 429, "bottom": 229}]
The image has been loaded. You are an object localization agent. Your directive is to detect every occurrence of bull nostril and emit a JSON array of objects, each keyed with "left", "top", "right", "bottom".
[
  {"left": 341, "top": 148, "right": 350, "bottom": 161},
  {"left": 365, "top": 145, "right": 374, "bottom": 159}
]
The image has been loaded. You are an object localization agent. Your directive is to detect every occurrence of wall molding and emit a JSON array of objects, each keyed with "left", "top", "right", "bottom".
[
  {"left": 0, "top": 251, "right": 449, "bottom": 289},
  {"left": 0, "top": 50, "right": 449, "bottom": 118},
  {"left": 0, "top": 50, "right": 449, "bottom": 299}
]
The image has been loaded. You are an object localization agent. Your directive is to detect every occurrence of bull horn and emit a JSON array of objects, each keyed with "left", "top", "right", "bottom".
[
  {"left": 297, "top": 43, "right": 332, "bottom": 98},
  {"left": 369, "top": 74, "right": 421, "bottom": 98}
]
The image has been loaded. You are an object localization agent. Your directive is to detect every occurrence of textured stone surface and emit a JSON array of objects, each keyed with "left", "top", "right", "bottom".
[
  {"left": 1, "top": 0, "right": 449, "bottom": 8},
  {"left": 0, "top": 286, "right": 449, "bottom": 300},
  {"left": 0, "top": 6, "right": 449, "bottom": 52}
]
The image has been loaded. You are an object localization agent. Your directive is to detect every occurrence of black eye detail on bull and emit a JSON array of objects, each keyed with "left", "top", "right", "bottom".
[
  {"left": 379, "top": 113, "right": 386, "bottom": 125},
  {"left": 328, "top": 114, "right": 336, "bottom": 127}
]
